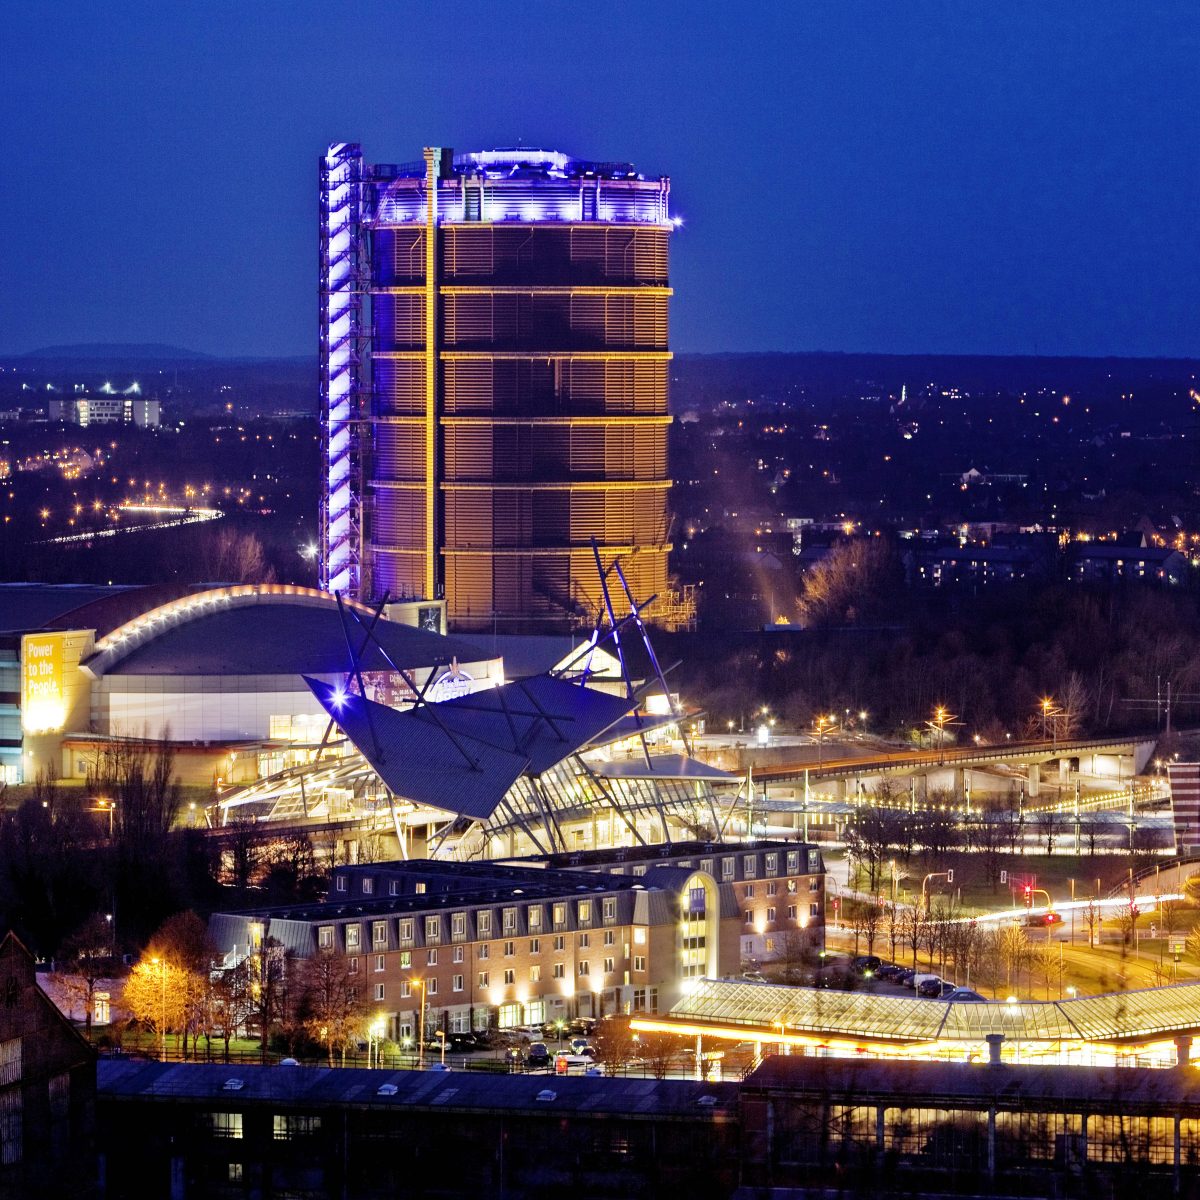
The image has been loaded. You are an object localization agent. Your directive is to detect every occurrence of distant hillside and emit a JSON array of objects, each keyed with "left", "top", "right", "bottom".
[{"left": 19, "top": 343, "right": 215, "bottom": 361}]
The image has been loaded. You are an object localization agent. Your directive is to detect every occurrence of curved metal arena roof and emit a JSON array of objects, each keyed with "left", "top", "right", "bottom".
[
  {"left": 664, "top": 978, "right": 1200, "bottom": 1048},
  {"left": 82, "top": 586, "right": 489, "bottom": 677}
]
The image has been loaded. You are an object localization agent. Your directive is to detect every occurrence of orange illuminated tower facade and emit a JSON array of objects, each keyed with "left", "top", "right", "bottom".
[{"left": 321, "top": 145, "right": 674, "bottom": 631}]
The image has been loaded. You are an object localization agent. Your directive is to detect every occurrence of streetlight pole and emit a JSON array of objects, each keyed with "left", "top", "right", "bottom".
[
  {"left": 151, "top": 957, "right": 167, "bottom": 1061},
  {"left": 417, "top": 980, "right": 426, "bottom": 1070}
]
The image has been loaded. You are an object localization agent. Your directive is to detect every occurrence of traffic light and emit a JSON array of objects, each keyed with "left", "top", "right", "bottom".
[{"left": 1024, "top": 884, "right": 1033, "bottom": 908}]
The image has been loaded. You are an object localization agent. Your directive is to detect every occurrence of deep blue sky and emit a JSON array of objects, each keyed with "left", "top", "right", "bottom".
[{"left": 3, "top": 2, "right": 1197, "bottom": 358}]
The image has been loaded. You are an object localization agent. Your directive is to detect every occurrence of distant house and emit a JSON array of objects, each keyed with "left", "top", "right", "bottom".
[
  {"left": 1066, "top": 543, "right": 1189, "bottom": 586},
  {"left": 904, "top": 543, "right": 1049, "bottom": 589},
  {"left": 0, "top": 931, "right": 96, "bottom": 1197}
]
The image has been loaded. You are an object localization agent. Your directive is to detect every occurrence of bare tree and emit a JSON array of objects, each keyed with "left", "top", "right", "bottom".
[
  {"left": 999, "top": 925, "right": 1030, "bottom": 993},
  {"left": 591, "top": 1015, "right": 638, "bottom": 1076},
  {"left": 52, "top": 912, "right": 116, "bottom": 1038},
  {"left": 198, "top": 527, "right": 276, "bottom": 584},
  {"left": 1035, "top": 809, "right": 1062, "bottom": 854},
  {"left": 1082, "top": 897, "right": 1101, "bottom": 948},
  {"left": 637, "top": 1030, "right": 687, "bottom": 1080},
  {"left": 297, "top": 950, "right": 369, "bottom": 1066}
]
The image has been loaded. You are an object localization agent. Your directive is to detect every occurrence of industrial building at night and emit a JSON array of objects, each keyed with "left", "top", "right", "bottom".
[{"left": 319, "top": 145, "right": 675, "bottom": 630}]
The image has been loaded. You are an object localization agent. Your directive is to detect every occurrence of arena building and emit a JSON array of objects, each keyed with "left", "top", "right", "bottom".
[{"left": 4, "top": 582, "right": 502, "bottom": 787}]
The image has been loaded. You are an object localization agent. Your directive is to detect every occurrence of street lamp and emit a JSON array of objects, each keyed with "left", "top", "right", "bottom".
[
  {"left": 813, "top": 714, "right": 838, "bottom": 768},
  {"left": 414, "top": 979, "right": 427, "bottom": 1070},
  {"left": 1040, "top": 697, "right": 1061, "bottom": 749},
  {"left": 435, "top": 1029, "right": 447, "bottom": 1067},
  {"left": 150, "top": 956, "right": 167, "bottom": 1061},
  {"left": 369, "top": 1016, "right": 386, "bottom": 1068}
]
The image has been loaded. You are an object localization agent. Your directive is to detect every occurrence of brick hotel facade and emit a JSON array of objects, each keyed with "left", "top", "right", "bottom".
[{"left": 211, "top": 842, "right": 825, "bottom": 1041}]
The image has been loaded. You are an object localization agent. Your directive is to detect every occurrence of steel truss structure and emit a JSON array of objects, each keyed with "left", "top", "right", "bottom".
[{"left": 213, "top": 559, "right": 735, "bottom": 859}]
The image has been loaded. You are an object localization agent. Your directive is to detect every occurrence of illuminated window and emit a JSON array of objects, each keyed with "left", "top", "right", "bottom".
[
  {"left": 345, "top": 925, "right": 360, "bottom": 951},
  {"left": 577, "top": 900, "right": 592, "bottom": 925},
  {"left": 209, "top": 1112, "right": 243, "bottom": 1140},
  {"left": 528, "top": 905, "right": 543, "bottom": 931},
  {"left": 318, "top": 927, "right": 333, "bottom": 950},
  {"left": 530, "top": 965, "right": 541, "bottom": 983},
  {"left": 633, "top": 928, "right": 646, "bottom": 946},
  {"left": 478, "top": 911, "right": 492, "bottom": 937},
  {"left": 273, "top": 1115, "right": 320, "bottom": 1141}
]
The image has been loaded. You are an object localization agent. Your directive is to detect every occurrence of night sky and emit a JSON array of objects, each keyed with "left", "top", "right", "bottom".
[{"left": 3, "top": 2, "right": 1197, "bottom": 359}]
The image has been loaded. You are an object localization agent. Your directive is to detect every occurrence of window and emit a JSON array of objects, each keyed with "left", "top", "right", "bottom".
[
  {"left": 553, "top": 935, "right": 565, "bottom": 952},
  {"left": 766, "top": 906, "right": 776, "bottom": 922},
  {"left": 530, "top": 965, "right": 541, "bottom": 982},
  {"left": 426, "top": 948, "right": 437, "bottom": 966},
  {"left": 602, "top": 897, "right": 617, "bottom": 922},
  {"left": 743, "top": 855, "right": 757, "bottom": 878},
  {"left": 374, "top": 955, "right": 385, "bottom": 973},
  {"left": 348, "top": 956, "right": 359, "bottom": 974},
  {"left": 335, "top": 876, "right": 347, "bottom": 893},
  {"left": 700, "top": 858, "right": 713, "bottom": 875},
  {"left": 787, "top": 851, "right": 799, "bottom": 872},
  {"left": 452, "top": 945, "right": 464, "bottom": 963},
  {"left": 787, "top": 905, "right": 797, "bottom": 920},
  {"left": 503, "top": 969, "right": 515, "bottom": 985},
  {"left": 389, "top": 880, "right": 400, "bottom": 896},
  {"left": 478, "top": 971, "right": 489, "bottom": 988},
  {"left": 453, "top": 974, "right": 464, "bottom": 992},
  {"left": 529, "top": 938, "right": 540, "bottom": 954},
  {"left": 688, "top": 885, "right": 706, "bottom": 913},
  {"left": 372, "top": 921, "right": 388, "bottom": 948},
  {"left": 503, "top": 940, "right": 515, "bottom": 957},
  {"left": 577, "top": 900, "right": 592, "bottom": 925},
  {"left": 578, "top": 933, "right": 590, "bottom": 949},
  {"left": 209, "top": 1112, "right": 244, "bottom": 1139},
  {"left": 362, "top": 877, "right": 374, "bottom": 895},
  {"left": 318, "top": 926, "right": 333, "bottom": 950},
  {"left": 787, "top": 879, "right": 798, "bottom": 894},
  {"left": 552, "top": 903, "right": 567, "bottom": 929},
  {"left": 400, "top": 951, "right": 411, "bottom": 969},
  {"left": 374, "top": 983, "right": 385, "bottom": 1001},
  {"left": 425, "top": 916, "right": 441, "bottom": 944},
  {"left": 765, "top": 852, "right": 778, "bottom": 875},
  {"left": 603, "top": 957, "right": 615, "bottom": 974},
  {"left": 578, "top": 961, "right": 590, "bottom": 977},
  {"left": 766, "top": 882, "right": 777, "bottom": 896},
  {"left": 633, "top": 956, "right": 646, "bottom": 972},
  {"left": 345, "top": 925, "right": 361, "bottom": 951},
  {"left": 553, "top": 963, "right": 565, "bottom": 979},
  {"left": 603, "top": 930, "right": 615, "bottom": 946},
  {"left": 401, "top": 981, "right": 411, "bottom": 998},
  {"left": 810, "top": 902, "right": 821, "bottom": 917},
  {"left": 502, "top": 907, "right": 517, "bottom": 934},
  {"left": 744, "top": 911, "right": 754, "bottom": 925},
  {"left": 528, "top": 905, "right": 543, "bottom": 931},
  {"left": 744, "top": 884, "right": 755, "bottom": 899},
  {"left": 427, "top": 978, "right": 437, "bottom": 995},
  {"left": 721, "top": 857, "right": 735, "bottom": 881},
  {"left": 478, "top": 944, "right": 490, "bottom": 960},
  {"left": 399, "top": 919, "right": 414, "bottom": 944},
  {"left": 451, "top": 913, "right": 466, "bottom": 939},
  {"left": 273, "top": 1114, "right": 320, "bottom": 1141},
  {"left": 809, "top": 878, "right": 821, "bottom": 892},
  {"left": 477, "top": 911, "right": 492, "bottom": 937},
  {"left": 633, "top": 928, "right": 646, "bottom": 945}
]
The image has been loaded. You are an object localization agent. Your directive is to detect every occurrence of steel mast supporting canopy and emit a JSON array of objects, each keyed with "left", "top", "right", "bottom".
[{"left": 304, "top": 673, "right": 635, "bottom": 821}]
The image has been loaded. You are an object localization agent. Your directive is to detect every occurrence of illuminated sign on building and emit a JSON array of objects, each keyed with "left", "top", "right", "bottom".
[{"left": 22, "top": 632, "right": 67, "bottom": 733}]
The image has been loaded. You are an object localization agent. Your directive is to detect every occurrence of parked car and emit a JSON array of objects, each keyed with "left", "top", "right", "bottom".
[
  {"left": 851, "top": 955, "right": 882, "bottom": 976},
  {"left": 525, "top": 1042, "right": 552, "bottom": 1070},
  {"left": 446, "top": 1032, "right": 482, "bottom": 1053},
  {"left": 916, "top": 976, "right": 944, "bottom": 998},
  {"left": 569, "top": 1037, "right": 592, "bottom": 1056},
  {"left": 945, "top": 988, "right": 986, "bottom": 1002},
  {"left": 876, "top": 964, "right": 903, "bottom": 981},
  {"left": 895, "top": 968, "right": 916, "bottom": 986},
  {"left": 568, "top": 1018, "right": 597, "bottom": 1037},
  {"left": 741, "top": 970, "right": 766, "bottom": 983}
]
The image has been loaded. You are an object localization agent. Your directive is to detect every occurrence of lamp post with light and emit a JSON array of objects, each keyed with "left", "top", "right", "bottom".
[{"left": 150, "top": 956, "right": 167, "bottom": 1061}]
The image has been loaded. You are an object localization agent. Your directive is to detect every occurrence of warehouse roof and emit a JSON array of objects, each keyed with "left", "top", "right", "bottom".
[{"left": 98, "top": 1060, "right": 738, "bottom": 1118}]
